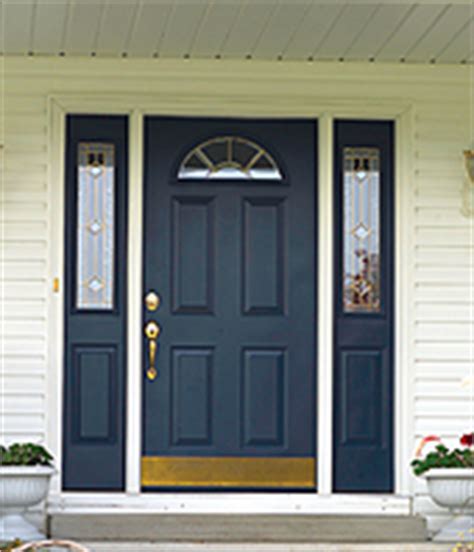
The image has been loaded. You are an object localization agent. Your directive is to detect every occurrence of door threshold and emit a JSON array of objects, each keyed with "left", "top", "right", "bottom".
[{"left": 48, "top": 492, "right": 411, "bottom": 516}]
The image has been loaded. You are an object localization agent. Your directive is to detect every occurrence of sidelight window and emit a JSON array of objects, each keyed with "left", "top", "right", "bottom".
[
  {"left": 76, "top": 142, "right": 115, "bottom": 310},
  {"left": 343, "top": 147, "right": 381, "bottom": 313}
]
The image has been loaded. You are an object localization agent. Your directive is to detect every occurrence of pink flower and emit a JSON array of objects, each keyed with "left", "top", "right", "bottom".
[
  {"left": 460, "top": 433, "right": 474, "bottom": 447},
  {"left": 415, "top": 435, "right": 441, "bottom": 457}
]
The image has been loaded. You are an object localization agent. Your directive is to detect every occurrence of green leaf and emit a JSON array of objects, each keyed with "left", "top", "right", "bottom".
[{"left": 0, "top": 442, "right": 54, "bottom": 466}]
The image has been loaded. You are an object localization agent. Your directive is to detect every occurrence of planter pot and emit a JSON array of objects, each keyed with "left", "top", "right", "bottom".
[
  {"left": 425, "top": 468, "right": 474, "bottom": 542},
  {"left": 0, "top": 466, "right": 55, "bottom": 541}
]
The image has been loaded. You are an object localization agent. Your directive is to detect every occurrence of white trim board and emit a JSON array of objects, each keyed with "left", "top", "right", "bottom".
[
  {"left": 47, "top": 93, "right": 413, "bottom": 511},
  {"left": 48, "top": 492, "right": 410, "bottom": 515}
]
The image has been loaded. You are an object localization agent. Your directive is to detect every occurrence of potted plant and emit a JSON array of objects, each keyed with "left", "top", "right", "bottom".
[
  {"left": 0, "top": 443, "right": 55, "bottom": 542},
  {"left": 13, "top": 540, "right": 90, "bottom": 551},
  {"left": 0, "top": 540, "right": 90, "bottom": 552},
  {"left": 411, "top": 432, "right": 474, "bottom": 544}
]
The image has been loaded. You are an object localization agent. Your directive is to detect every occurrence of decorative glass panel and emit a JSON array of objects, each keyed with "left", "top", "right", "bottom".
[
  {"left": 343, "top": 147, "right": 381, "bottom": 313},
  {"left": 76, "top": 143, "right": 115, "bottom": 310},
  {"left": 178, "top": 136, "right": 283, "bottom": 180}
]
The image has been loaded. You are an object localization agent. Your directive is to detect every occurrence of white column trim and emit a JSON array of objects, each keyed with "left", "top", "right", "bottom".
[
  {"left": 46, "top": 98, "right": 66, "bottom": 494},
  {"left": 394, "top": 108, "right": 416, "bottom": 497},
  {"left": 126, "top": 110, "right": 144, "bottom": 494},
  {"left": 317, "top": 114, "right": 334, "bottom": 495}
]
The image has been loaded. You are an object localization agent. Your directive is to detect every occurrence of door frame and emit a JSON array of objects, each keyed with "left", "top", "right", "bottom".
[{"left": 47, "top": 91, "right": 414, "bottom": 510}]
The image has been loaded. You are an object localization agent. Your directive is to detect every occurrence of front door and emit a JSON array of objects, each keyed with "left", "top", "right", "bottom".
[{"left": 142, "top": 117, "right": 317, "bottom": 489}]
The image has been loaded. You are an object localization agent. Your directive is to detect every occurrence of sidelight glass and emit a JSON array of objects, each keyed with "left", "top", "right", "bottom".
[
  {"left": 177, "top": 136, "right": 283, "bottom": 180},
  {"left": 76, "top": 142, "right": 115, "bottom": 310},
  {"left": 343, "top": 147, "right": 381, "bottom": 313}
]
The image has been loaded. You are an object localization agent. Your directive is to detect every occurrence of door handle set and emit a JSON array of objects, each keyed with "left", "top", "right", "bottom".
[{"left": 144, "top": 291, "right": 161, "bottom": 381}]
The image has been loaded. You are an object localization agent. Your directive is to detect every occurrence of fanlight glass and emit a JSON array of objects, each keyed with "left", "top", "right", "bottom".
[
  {"left": 76, "top": 143, "right": 115, "bottom": 310},
  {"left": 177, "top": 136, "right": 283, "bottom": 180},
  {"left": 343, "top": 147, "right": 381, "bottom": 313}
]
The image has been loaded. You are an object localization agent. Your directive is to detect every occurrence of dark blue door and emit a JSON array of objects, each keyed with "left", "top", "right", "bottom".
[
  {"left": 333, "top": 120, "right": 394, "bottom": 492},
  {"left": 63, "top": 116, "right": 128, "bottom": 490},
  {"left": 142, "top": 117, "right": 317, "bottom": 489}
]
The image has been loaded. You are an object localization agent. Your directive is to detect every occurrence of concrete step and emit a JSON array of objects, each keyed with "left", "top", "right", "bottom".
[
  {"left": 84, "top": 544, "right": 447, "bottom": 552},
  {"left": 50, "top": 514, "right": 427, "bottom": 543}
]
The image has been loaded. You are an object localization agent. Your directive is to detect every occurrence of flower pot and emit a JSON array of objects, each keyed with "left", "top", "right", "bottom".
[
  {"left": 425, "top": 468, "right": 474, "bottom": 542},
  {"left": 0, "top": 466, "right": 55, "bottom": 541}
]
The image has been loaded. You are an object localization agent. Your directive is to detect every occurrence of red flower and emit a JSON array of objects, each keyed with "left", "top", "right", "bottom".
[
  {"left": 415, "top": 435, "right": 441, "bottom": 457},
  {"left": 460, "top": 433, "right": 474, "bottom": 447}
]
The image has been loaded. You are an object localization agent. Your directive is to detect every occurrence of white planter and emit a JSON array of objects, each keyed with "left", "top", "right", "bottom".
[
  {"left": 0, "top": 466, "right": 55, "bottom": 542},
  {"left": 425, "top": 468, "right": 474, "bottom": 542}
]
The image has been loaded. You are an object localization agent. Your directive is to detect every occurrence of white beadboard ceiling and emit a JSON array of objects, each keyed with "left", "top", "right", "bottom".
[{"left": 1, "top": 1, "right": 473, "bottom": 64}]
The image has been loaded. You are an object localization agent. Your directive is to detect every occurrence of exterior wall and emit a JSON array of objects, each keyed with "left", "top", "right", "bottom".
[{"left": 1, "top": 57, "right": 472, "bottom": 529}]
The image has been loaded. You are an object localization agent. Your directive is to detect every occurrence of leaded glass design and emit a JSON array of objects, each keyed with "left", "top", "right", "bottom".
[
  {"left": 177, "top": 136, "right": 283, "bottom": 180},
  {"left": 343, "top": 147, "right": 381, "bottom": 313},
  {"left": 76, "top": 143, "right": 115, "bottom": 310}
]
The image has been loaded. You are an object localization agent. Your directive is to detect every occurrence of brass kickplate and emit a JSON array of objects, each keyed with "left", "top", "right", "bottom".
[{"left": 141, "top": 456, "right": 316, "bottom": 488}]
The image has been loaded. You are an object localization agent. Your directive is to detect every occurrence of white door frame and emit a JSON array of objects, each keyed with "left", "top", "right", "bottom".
[{"left": 47, "top": 93, "right": 414, "bottom": 514}]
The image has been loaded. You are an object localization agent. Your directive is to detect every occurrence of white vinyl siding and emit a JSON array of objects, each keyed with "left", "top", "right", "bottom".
[
  {"left": 411, "top": 104, "right": 472, "bottom": 531},
  {"left": 1, "top": 89, "right": 49, "bottom": 443},
  {"left": 0, "top": 58, "right": 471, "bottom": 530}
]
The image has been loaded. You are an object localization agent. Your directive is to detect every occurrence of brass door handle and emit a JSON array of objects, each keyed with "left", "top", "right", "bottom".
[{"left": 145, "top": 320, "right": 161, "bottom": 381}]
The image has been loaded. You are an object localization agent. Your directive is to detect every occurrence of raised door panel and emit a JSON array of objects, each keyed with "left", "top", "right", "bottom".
[
  {"left": 339, "top": 350, "right": 382, "bottom": 446},
  {"left": 242, "top": 198, "right": 286, "bottom": 316},
  {"left": 170, "top": 347, "right": 214, "bottom": 447},
  {"left": 72, "top": 346, "right": 118, "bottom": 443},
  {"left": 171, "top": 197, "right": 215, "bottom": 315},
  {"left": 241, "top": 348, "right": 286, "bottom": 448}
]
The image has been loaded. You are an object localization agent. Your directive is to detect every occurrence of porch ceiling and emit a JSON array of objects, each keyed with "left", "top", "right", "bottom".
[{"left": 1, "top": 1, "right": 473, "bottom": 65}]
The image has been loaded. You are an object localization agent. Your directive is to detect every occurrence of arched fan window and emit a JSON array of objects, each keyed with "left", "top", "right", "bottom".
[{"left": 177, "top": 136, "right": 283, "bottom": 180}]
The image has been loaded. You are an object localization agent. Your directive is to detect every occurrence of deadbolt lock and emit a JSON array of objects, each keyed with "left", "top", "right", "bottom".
[{"left": 145, "top": 291, "right": 161, "bottom": 312}]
